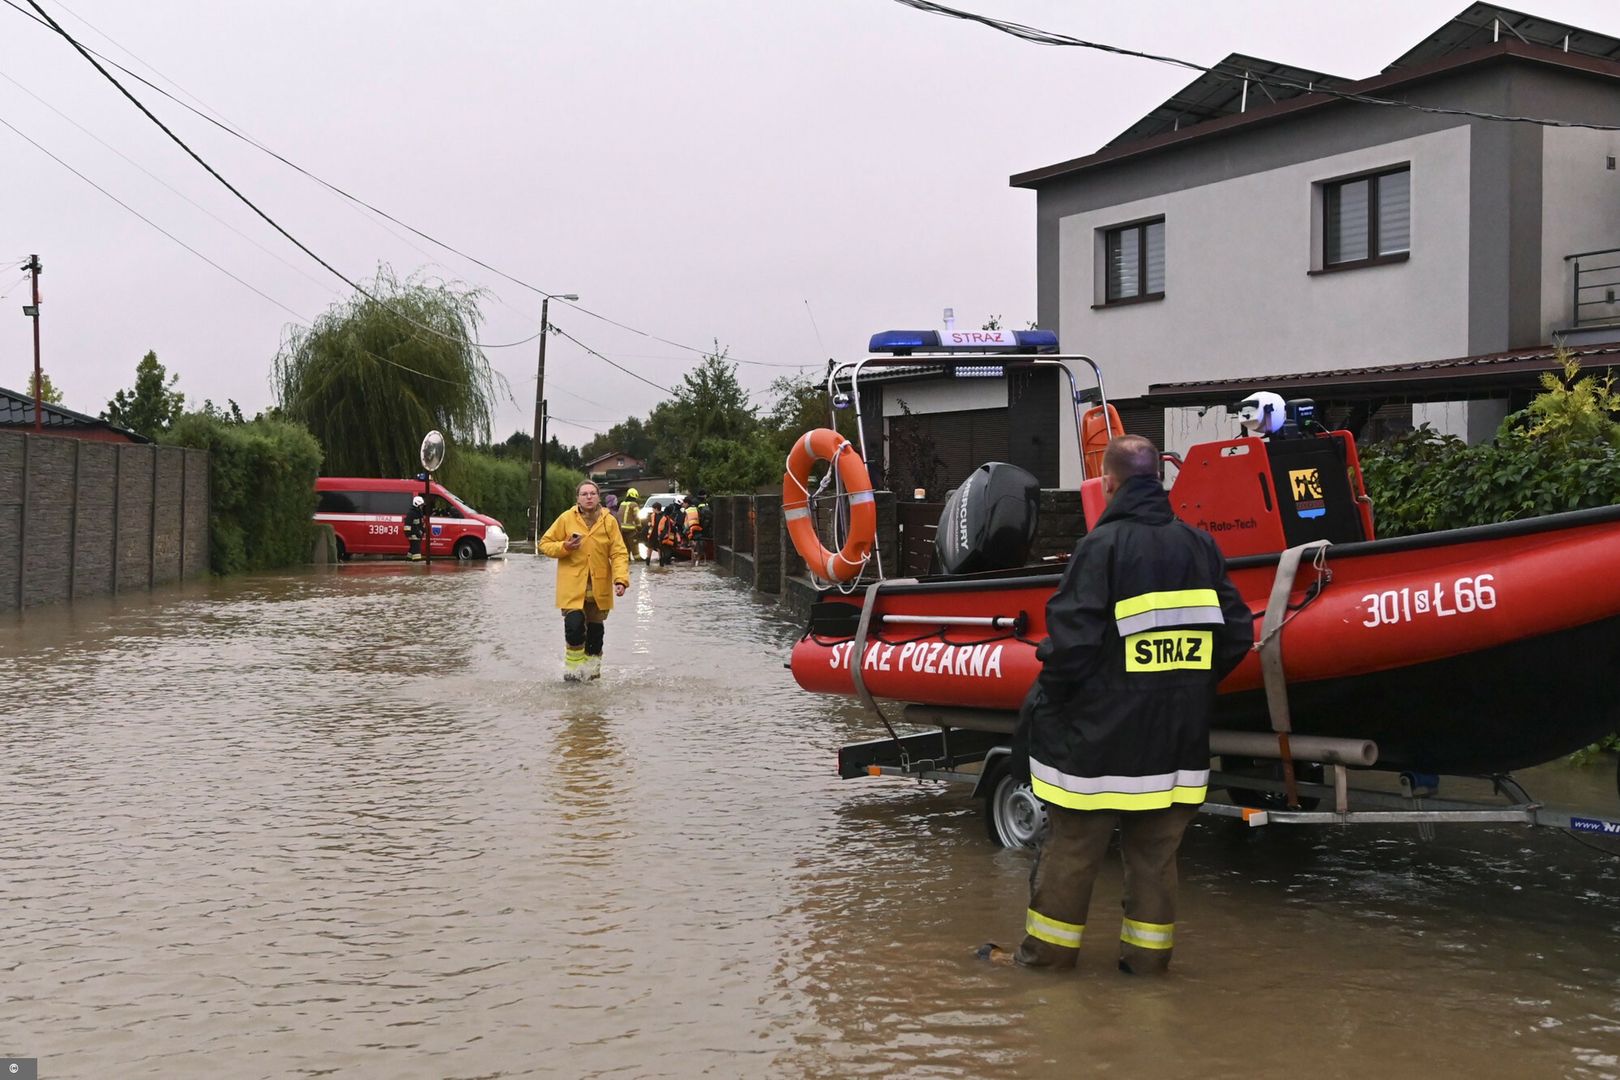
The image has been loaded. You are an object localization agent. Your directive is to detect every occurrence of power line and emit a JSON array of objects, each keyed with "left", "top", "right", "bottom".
[
  {"left": 2, "top": 0, "right": 807, "bottom": 370},
  {"left": 19, "top": 0, "right": 546, "bottom": 351},
  {"left": 0, "top": 114, "right": 309, "bottom": 320},
  {"left": 548, "top": 324, "right": 675, "bottom": 395},
  {"left": 0, "top": 67, "right": 339, "bottom": 295},
  {"left": 892, "top": 0, "right": 1620, "bottom": 132}
]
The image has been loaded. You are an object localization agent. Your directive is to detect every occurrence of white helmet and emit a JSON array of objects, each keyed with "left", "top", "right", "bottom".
[
  {"left": 1237, "top": 391, "right": 1286, "bottom": 436},
  {"left": 412, "top": 495, "right": 425, "bottom": 507}
]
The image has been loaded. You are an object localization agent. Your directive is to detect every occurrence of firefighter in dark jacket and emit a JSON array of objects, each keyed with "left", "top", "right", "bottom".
[
  {"left": 985, "top": 435, "right": 1252, "bottom": 975},
  {"left": 404, "top": 494, "right": 427, "bottom": 560}
]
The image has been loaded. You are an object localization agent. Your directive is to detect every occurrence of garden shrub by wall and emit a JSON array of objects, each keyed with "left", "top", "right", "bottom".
[{"left": 164, "top": 414, "right": 323, "bottom": 574}]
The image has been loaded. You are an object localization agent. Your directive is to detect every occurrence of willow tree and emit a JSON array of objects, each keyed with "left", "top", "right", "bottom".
[{"left": 274, "top": 267, "right": 500, "bottom": 477}]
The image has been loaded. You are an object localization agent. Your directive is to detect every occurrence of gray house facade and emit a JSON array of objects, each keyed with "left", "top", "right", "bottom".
[{"left": 1014, "top": 4, "right": 1620, "bottom": 481}]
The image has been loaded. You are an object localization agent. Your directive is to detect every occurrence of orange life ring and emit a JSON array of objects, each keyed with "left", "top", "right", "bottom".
[{"left": 783, "top": 428, "right": 876, "bottom": 583}]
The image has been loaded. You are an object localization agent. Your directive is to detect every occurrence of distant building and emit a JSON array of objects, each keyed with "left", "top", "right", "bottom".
[
  {"left": 582, "top": 449, "right": 645, "bottom": 481},
  {"left": 0, "top": 386, "right": 147, "bottom": 443},
  {"left": 875, "top": 5, "right": 1620, "bottom": 495},
  {"left": 1011, "top": 2, "right": 1620, "bottom": 478}
]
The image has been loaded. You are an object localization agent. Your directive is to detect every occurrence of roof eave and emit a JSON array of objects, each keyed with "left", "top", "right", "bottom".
[{"left": 1010, "top": 40, "right": 1620, "bottom": 189}]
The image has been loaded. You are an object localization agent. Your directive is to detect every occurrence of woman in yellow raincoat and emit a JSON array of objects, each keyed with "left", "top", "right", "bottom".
[{"left": 539, "top": 480, "right": 631, "bottom": 681}]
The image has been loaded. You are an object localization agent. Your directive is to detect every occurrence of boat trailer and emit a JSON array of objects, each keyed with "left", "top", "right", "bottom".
[{"left": 837, "top": 709, "right": 1620, "bottom": 845}]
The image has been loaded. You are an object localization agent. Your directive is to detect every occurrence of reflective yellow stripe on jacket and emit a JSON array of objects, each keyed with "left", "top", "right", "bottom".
[
  {"left": 1113, "top": 589, "right": 1223, "bottom": 636},
  {"left": 1029, "top": 760, "right": 1209, "bottom": 812}
]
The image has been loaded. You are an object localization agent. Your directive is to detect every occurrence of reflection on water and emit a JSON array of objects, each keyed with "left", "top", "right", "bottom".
[{"left": 1, "top": 558, "right": 1617, "bottom": 1078}]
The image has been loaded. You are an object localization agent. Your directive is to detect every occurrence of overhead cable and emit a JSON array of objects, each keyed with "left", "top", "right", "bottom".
[
  {"left": 0, "top": 67, "right": 339, "bottom": 295},
  {"left": 548, "top": 325, "right": 675, "bottom": 395},
  {"left": 0, "top": 114, "right": 309, "bottom": 320},
  {"left": 892, "top": 0, "right": 1620, "bottom": 132},
  {"left": 20, "top": 0, "right": 545, "bottom": 351},
  {"left": 3, "top": 0, "right": 806, "bottom": 370}
]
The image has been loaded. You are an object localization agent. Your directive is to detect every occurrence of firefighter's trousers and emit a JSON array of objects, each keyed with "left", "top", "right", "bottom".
[{"left": 1016, "top": 802, "right": 1199, "bottom": 974}]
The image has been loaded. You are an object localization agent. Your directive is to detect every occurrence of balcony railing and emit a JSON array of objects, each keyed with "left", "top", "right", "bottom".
[{"left": 1566, "top": 247, "right": 1620, "bottom": 328}]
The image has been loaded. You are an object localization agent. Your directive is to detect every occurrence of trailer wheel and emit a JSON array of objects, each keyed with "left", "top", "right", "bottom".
[{"left": 983, "top": 760, "right": 1047, "bottom": 849}]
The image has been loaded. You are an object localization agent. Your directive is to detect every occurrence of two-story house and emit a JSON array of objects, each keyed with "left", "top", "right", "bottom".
[{"left": 1008, "top": 2, "right": 1620, "bottom": 484}]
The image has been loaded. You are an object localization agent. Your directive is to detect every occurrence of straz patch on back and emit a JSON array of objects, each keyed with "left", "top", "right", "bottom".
[{"left": 1125, "top": 629, "right": 1213, "bottom": 672}]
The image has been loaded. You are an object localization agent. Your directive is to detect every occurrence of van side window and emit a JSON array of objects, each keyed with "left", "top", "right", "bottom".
[
  {"left": 431, "top": 497, "right": 461, "bottom": 518},
  {"left": 358, "top": 491, "right": 412, "bottom": 516},
  {"left": 317, "top": 491, "right": 360, "bottom": 513}
]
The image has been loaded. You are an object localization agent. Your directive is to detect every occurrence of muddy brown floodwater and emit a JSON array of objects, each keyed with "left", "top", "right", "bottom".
[{"left": 2, "top": 555, "right": 1618, "bottom": 1078}]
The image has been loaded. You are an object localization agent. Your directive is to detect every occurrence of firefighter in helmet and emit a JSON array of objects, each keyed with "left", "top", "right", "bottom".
[{"left": 404, "top": 494, "right": 427, "bottom": 560}]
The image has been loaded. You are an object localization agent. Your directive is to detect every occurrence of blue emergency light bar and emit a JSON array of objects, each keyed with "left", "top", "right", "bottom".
[{"left": 869, "top": 329, "right": 1058, "bottom": 355}]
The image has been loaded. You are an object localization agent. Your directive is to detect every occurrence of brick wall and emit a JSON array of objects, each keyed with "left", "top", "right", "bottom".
[{"left": 0, "top": 432, "right": 209, "bottom": 611}]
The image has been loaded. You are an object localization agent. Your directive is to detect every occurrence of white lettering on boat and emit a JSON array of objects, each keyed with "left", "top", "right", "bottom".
[
  {"left": 1359, "top": 574, "right": 1497, "bottom": 629},
  {"left": 825, "top": 640, "right": 1005, "bottom": 679}
]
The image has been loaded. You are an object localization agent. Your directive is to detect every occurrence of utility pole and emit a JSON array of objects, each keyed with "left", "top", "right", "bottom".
[
  {"left": 22, "top": 255, "right": 42, "bottom": 432},
  {"left": 538, "top": 398, "right": 549, "bottom": 547},
  {"left": 529, "top": 292, "right": 578, "bottom": 551}
]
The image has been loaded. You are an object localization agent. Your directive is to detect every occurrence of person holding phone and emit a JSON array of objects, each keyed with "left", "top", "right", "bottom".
[{"left": 538, "top": 480, "right": 630, "bottom": 681}]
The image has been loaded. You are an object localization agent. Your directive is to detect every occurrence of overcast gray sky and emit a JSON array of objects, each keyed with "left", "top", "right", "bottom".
[{"left": 3, "top": 0, "right": 1615, "bottom": 445}]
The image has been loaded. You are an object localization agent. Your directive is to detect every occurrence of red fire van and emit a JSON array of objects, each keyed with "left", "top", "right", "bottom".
[{"left": 314, "top": 478, "right": 510, "bottom": 560}]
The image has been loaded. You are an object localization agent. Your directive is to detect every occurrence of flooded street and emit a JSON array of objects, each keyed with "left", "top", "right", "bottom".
[{"left": 3, "top": 556, "right": 1619, "bottom": 1078}]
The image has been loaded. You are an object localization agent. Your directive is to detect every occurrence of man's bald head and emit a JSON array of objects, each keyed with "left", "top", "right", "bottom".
[{"left": 1101, "top": 435, "right": 1160, "bottom": 484}]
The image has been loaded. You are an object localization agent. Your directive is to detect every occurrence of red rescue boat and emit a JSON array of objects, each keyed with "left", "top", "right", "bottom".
[{"left": 788, "top": 335, "right": 1620, "bottom": 776}]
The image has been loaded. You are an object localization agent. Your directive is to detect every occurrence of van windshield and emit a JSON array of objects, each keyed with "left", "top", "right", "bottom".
[{"left": 437, "top": 488, "right": 476, "bottom": 515}]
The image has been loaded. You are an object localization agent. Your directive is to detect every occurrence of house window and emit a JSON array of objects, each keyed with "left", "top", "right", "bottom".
[
  {"left": 1104, "top": 219, "right": 1165, "bottom": 303},
  {"left": 1324, "top": 167, "right": 1409, "bottom": 268}
]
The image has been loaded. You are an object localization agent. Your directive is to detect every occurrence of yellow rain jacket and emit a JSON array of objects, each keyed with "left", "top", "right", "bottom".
[{"left": 539, "top": 507, "right": 630, "bottom": 612}]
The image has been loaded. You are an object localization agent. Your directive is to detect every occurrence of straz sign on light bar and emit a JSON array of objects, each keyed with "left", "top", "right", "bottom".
[{"left": 940, "top": 329, "right": 1017, "bottom": 347}]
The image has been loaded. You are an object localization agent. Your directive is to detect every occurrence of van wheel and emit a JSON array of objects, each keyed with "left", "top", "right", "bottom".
[
  {"left": 335, "top": 537, "right": 350, "bottom": 562},
  {"left": 982, "top": 758, "right": 1047, "bottom": 850},
  {"left": 453, "top": 538, "right": 482, "bottom": 561}
]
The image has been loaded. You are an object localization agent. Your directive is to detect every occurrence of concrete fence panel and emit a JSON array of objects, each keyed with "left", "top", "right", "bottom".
[
  {"left": 152, "top": 446, "right": 186, "bottom": 585},
  {"left": 74, "top": 441, "right": 118, "bottom": 598},
  {"left": 0, "top": 431, "right": 210, "bottom": 612},
  {"left": 21, "top": 435, "right": 76, "bottom": 608},
  {"left": 116, "top": 443, "right": 155, "bottom": 593},
  {"left": 182, "top": 448, "right": 208, "bottom": 576}
]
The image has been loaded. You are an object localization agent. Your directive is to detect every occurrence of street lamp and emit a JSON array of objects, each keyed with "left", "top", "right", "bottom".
[{"left": 530, "top": 292, "right": 579, "bottom": 551}]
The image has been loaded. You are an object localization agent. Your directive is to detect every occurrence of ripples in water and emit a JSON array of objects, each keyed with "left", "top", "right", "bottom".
[{"left": 1, "top": 557, "right": 1617, "bottom": 1078}]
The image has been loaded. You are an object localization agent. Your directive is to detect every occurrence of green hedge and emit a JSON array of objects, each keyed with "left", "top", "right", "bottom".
[
  {"left": 1360, "top": 358, "right": 1620, "bottom": 541},
  {"left": 1358, "top": 359, "right": 1620, "bottom": 759},
  {"left": 163, "top": 413, "right": 323, "bottom": 574},
  {"left": 441, "top": 450, "right": 586, "bottom": 539},
  {"left": 1361, "top": 428, "right": 1620, "bottom": 537}
]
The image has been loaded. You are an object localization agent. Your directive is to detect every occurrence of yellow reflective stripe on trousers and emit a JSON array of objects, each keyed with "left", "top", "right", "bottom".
[
  {"left": 1030, "top": 775, "right": 1208, "bottom": 812},
  {"left": 1121, "top": 918, "right": 1174, "bottom": 950},
  {"left": 1026, "top": 909, "right": 1083, "bottom": 949}
]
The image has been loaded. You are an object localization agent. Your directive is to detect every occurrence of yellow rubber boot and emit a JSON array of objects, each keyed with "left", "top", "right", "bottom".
[{"left": 563, "top": 646, "right": 588, "bottom": 682}]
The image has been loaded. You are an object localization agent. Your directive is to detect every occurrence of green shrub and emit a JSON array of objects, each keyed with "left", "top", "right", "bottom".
[
  {"left": 1358, "top": 354, "right": 1620, "bottom": 758},
  {"left": 442, "top": 449, "right": 526, "bottom": 532},
  {"left": 1360, "top": 357, "right": 1620, "bottom": 537},
  {"left": 440, "top": 450, "right": 586, "bottom": 538},
  {"left": 163, "top": 412, "right": 323, "bottom": 574}
]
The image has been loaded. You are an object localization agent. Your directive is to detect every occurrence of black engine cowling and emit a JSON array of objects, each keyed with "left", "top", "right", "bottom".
[{"left": 934, "top": 462, "right": 1040, "bottom": 575}]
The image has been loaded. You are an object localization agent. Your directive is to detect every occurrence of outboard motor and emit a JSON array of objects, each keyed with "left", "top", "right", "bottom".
[{"left": 934, "top": 462, "right": 1040, "bottom": 575}]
